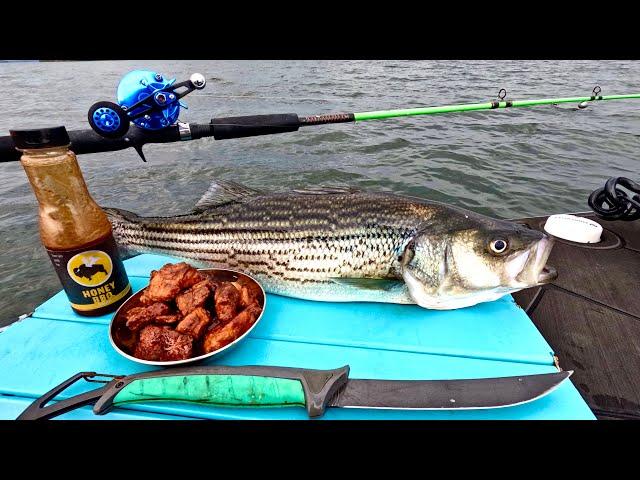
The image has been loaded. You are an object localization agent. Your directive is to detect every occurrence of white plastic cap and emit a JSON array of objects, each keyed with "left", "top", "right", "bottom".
[{"left": 543, "top": 214, "right": 602, "bottom": 243}]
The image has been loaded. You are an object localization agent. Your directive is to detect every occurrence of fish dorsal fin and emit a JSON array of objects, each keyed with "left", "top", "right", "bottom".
[
  {"left": 194, "top": 180, "right": 263, "bottom": 211},
  {"left": 329, "top": 277, "right": 404, "bottom": 291},
  {"left": 292, "top": 186, "right": 361, "bottom": 195}
]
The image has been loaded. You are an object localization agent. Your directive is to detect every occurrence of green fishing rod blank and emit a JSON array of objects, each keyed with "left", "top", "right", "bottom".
[{"left": 352, "top": 92, "right": 640, "bottom": 122}]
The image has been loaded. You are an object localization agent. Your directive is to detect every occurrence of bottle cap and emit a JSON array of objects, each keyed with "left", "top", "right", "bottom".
[
  {"left": 543, "top": 214, "right": 603, "bottom": 243},
  {"left": 9, "top": 126, "right": 70, "bottom": 150}
]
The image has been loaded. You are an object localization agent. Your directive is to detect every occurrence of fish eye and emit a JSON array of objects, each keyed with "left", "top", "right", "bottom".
[{"left": 490, "top": 239, "right": 508, "bottom": 254}]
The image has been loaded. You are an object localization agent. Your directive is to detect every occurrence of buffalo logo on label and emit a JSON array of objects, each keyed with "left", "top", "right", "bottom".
[{"left": 67, "top": 250, "right": 113, "bottom": 287}]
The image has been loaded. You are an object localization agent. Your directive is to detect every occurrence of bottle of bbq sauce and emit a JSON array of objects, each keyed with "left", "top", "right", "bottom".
[{"left": 11, "top": 126, "right": 131, "bottom": 316}]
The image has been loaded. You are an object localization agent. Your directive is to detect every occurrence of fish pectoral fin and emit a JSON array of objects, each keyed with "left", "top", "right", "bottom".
[
  {"left": 329, "top": 277, "right": 404, "bottom": 291},
  {"left": 194, "top": 179, "right": 264, "bottom": 211}
]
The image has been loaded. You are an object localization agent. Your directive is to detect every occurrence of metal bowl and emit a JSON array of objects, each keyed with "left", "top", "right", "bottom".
[{"left": 109, "top": 268, "right": 266, "bottom": 367}]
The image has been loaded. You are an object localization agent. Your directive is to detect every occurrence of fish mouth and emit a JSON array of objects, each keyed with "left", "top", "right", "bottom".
[
  {"left": 537, "top": 265, "right": 557, "bottom": 284},
  {"left": 515, "top": 235, "right": 556, "bottom": 286}
]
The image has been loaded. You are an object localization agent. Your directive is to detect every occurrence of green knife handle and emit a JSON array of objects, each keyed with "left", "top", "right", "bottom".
[{"left": 93, "top": 365, "right": 350, "bottom": 418}]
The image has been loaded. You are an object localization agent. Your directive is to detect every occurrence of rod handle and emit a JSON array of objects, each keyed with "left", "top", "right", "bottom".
[{"left": 208, "top": 113, "right": 300, "bottom": 140}]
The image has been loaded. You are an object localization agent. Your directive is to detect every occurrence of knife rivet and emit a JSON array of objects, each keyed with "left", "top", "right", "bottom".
[{"left": 115, "top": 382, "right": 124, "bottom": 388}]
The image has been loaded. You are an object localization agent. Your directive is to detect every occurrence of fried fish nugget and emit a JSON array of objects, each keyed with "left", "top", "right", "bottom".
[
  {"left": 125, "top": 302, "right": 171, "bottom": 331},
  {"left": 215, "top": 282, "right": 241, "bottom": 323},
  {"left": 139, "top": 288, "right": 154, "bottom": 305},
  {"left": 203, "top": 303, "right": 262, "bottom": 353},
  {"left": 145, "top": 263, "right": 205, "bottom": 302},
  {"left": 125, "top": 306, "right": 153, "bottom": 332},
  {"left": 133, "top": 325, "right": 193, "bottom": 362},
  {"left": 239, "top": 284, "right": 262, "bottom": 309},
  {"left": 160, "top": 329, "right": 194, "bottom": 361},
  {"left": 237, "top": 278, "right": 262, "bottom": 307},
  {"left": 176, "top": 307, "right": 212, "bottom": 340},
  {"left": 134, "top": 325, "right": 167, "bottom": 361},
  {"left": 154, "top": 314, "right": 182, "bottom": 325},
  {"left": 181, "top": 267, "right": 205, "bottom": 290},
  {"left": 175, "top": 280, "right": 212, "bottom": 316},
  {"left": 145, "top": 302, "right": 171, "bottom": 317},
  {"left": 145, "top": 269, "right": 180, "bottom": 302}
]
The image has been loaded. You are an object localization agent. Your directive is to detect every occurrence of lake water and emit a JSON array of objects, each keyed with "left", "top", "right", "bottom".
[{"left": 1, "top": 60, "right": 638, "bottom": 326}]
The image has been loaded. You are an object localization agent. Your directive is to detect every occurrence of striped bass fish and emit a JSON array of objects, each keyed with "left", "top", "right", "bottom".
[{"left": 105, "top": 181, "right": 556, "bottom": 310}]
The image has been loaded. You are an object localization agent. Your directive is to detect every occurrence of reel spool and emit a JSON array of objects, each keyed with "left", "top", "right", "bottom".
[{"left": 88, "top": 70, "right": 206, "bottom": 138}]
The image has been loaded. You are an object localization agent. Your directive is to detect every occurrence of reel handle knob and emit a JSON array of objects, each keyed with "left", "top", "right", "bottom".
[{"left": 190, "top": 73, "right": 206, "bottom": 89}]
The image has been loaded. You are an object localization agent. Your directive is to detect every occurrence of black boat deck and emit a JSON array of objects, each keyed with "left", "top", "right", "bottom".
[{"left": 513, "top": 213, "right": 640, "bottom": 420}]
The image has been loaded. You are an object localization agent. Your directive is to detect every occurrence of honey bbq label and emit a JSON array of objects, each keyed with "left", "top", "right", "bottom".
[{"left": 47, "top": 235, "right": 131, "bottom": 312}]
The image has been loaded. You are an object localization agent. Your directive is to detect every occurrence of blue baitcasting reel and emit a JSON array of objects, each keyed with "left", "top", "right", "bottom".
[{"left": 88, "top": 70, "right": 206, "bottom": 138}]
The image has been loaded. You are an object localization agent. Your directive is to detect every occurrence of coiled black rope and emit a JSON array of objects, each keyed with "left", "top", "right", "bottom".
[{"left": 588, "top": 177, "right": 640, "bottom": 221}]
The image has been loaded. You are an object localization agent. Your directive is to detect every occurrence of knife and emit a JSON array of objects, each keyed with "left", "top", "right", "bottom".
[{"left": 16, "top": 365, "right": 572, "bottom": 420}]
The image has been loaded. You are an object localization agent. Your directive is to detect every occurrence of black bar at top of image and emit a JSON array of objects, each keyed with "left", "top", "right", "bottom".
[{"left": 0, "top": 9, "right": 637, "bottom": 60}]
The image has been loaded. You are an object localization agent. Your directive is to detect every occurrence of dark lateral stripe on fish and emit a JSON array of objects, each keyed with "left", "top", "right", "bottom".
[
  {"left": 122, "top": 241, "right": 364, "bottom": 273},
  {"left": 117, "top": 231, "right": 402, "bottom": 249},
  {"left": 114, "top": 224, "right": 403, "bottom": 260},
  {"left": 121, "top": 237, "right": 374, "bottom": 261},
  {"left": 117, "top": 225, "right": 400, "bottom": 242},
  {"left": 117, "top": 236, "right": 390, "bottom": 279},
  {"left": 113, "top": 227, "right": 396, "bottom": 250},
  {"left": 117, "top": 235, "right": 350, "bottom": 265}
]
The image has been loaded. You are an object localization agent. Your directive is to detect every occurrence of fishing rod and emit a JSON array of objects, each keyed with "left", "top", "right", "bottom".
[{"left": 1, "top": 70, "right": 639, "bottom": 163}]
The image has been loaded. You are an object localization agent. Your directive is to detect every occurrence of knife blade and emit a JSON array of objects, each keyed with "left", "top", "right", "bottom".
[
  {"left": 16, "top": 365, "right": 572, "bottom": 420},
  {"left": 329, "top": 372, "right": 572, "bottom": 410}
]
